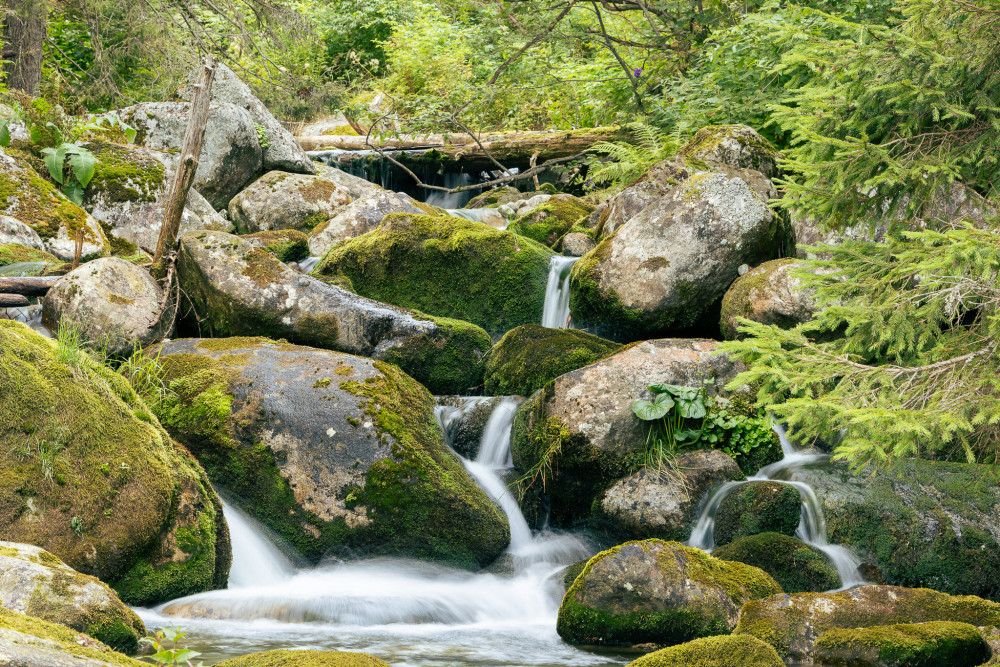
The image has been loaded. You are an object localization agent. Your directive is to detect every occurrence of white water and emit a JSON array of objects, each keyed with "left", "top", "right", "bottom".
[
  {"left": 541, "top": 256, "right": 578, "bottom": 329},
  {"left": 686, "top": 424, "right": 866, "bottom": 590},
  {"left": 296, "top": 256, "right": 321, "bottom": 274},
  {"left": 444, "top": 208, "right": 509, "bottom": 230},
  {"left": 0, "top": 304, "right": 52, "bottom": 338}
]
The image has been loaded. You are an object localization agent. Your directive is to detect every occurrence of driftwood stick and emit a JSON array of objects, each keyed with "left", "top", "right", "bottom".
[
  {"left": 0, "top": 277, "right": 58, "bottom": 296},
  {"left": 0, "top": 294, "right": 30, "bottom": 307}
]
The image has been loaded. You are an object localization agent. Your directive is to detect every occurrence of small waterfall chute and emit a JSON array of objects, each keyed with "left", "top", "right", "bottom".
[{"left": 541, "top": 256, "right": 578, "bottom": 329}]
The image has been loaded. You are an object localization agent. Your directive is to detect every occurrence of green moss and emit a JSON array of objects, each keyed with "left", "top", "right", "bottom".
[
  {"left": 483, "top": 324, "right": 620, "bottom": 396},
  {"left": 379, "top": 312, "right": 491, "bottom": 394},
  {"left": 0, "top": 606, "right": 144, "bottom": 666},
  {"left": 242, "top": 229, "right": 310, "bottom": 263},
  {"left": 713, "top": 533, "right": 840, "bottom": 593},
  {"left": 0, "top": 153, "right": 96, "bottom": 241},
  {"left": 678, "top": 125, "right": 778, "bottom": 173},
  {"left": 84, "top": 142, "right": 166, "bottom": 204},
  {"left": 713, "top": 482, "right": 800, "bottom": 546},
  {"left": 0, "top": 242, "right": 58, "bottom": 266},
  {"left": 240, "top": 247, "right": 288, "bottom": 287},
  {"left": 215, "top": 649, "right": 391, "bottom": 667},
  {"left": 314, "top": 213, "right": 555, "bottom": 336},
  {"left": 628, "top": 635, "right": 784, "bottom": 667},
  {"left": 719, "top": 259, "right": 797, "bottom": 340},
  {"left": 814, "top": 621, "right": 990, "bottom": 667},
  {"left": 508, "top": 196, "right": 594, "bottom": 248},
  {"left": 465, "top": 186, "right": 521, "bottom": 208}
]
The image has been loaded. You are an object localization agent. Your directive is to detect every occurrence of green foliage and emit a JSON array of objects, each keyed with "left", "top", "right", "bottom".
[
  {"left": 588, "top": 123, "right": 680, "bottom": 188},
  {"left": 143, "top": 627, "right": 202, "bottom": 666}
]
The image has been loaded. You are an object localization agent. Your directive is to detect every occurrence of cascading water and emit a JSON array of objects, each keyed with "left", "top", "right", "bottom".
[
  {"left": 541, "top": 256, "right": 578, "bottom": 329},
  {"left": 443, "top": 208, "right": 509, "bottom": 230},
  {"left": 686, "top": 424, "right": 867, "bottom": 589}
]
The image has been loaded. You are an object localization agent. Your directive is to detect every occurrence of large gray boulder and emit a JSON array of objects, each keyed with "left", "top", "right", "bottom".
[
  {"left": 153, "top": 338, "right": 509, "bottom": 568},
  {"left": 42, "top": 258, "right": 167, "bottom": 354},
  {"left": 315, "top": 164, "right": 383, "bottom": 200},
  {"left": 570, "top": 172, "right": 789, "bottom": 341},
  {"left": 113, "top": 102, "right": 262, "bottom": 209},
  {"left": 678, "top": 124, "right": 780, "bottom": 178},
  {"left": 229, "top": 170, "right": 353, "bottom": 234},
  {"left": 0, "top": 215, "right": 45, "bottom": 250},
  {"left": 176, "top": 230, "right": 491, "bottom": 394},
  {"left": 0, "top": 541, "right": 145, "bottom": 653},
  {"left": 512, "top": 338, "right": 745, "bottom": 525},
  {"left": 719, "top": 258, "right": 823, "bottom": 339},
  {"left": 179, "top": 62, "right": 315, "bottom": 175},
  {"left": 307, "top": 189, "right": 423, "bottom": 257},
  {"left": 598, "top": 180, "right": 670, "bottom": 240}
]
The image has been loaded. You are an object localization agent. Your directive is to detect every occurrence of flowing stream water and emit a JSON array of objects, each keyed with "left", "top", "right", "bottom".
[{"left": 541, "top": 256, "right": 578, "bottom": 329}]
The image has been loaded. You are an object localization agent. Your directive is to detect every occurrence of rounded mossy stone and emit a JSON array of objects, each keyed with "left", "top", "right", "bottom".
[
  {"left": 0, "top": 320, "right": 230, "bottom": 607},
  {"left": 0, "top": 605, "right": 145, "bottom": 666},
  {"left": 508, "top": 195, "right": 594, "bottom": 248},
  {"left": 628, "top": 634, "right": 784, "bottom": 667},
  {"left": 713, "top": 532, "right": 840, "bottom": 594},
  {"left": 0, "top": 242, "right": 58, "bottom": 266},
  {"left": 557, "top": 539, "right": 781, "bottom": 647},
  {"left": 313, "top": 213, "right": 555, "bottom": 337},
  {"left": 465, "top": 186, "right": 522, "bottom": 208},
  {"left": 215, "top": 649, "right": 390, "bottom": 667},
  {"left": 0, "top": 150, "right": 95, "bottom": 242},
  {"left": 483, "top": 324, "right": 620, "bottom": 396},
  {"left": 714, "top": 482, "right": 801, "bottom": 546},
  {"left": 813, "top": 621, "right": 990, "bottom": 667},
  {"left": 241, "top": 229, "right": 311, "bottom": 263},
  {"left": 719, "top": 258, "right": 797, "bottom": 339},
  {"left": 83, "top": 142, "right": 166, "bottom": 205}
]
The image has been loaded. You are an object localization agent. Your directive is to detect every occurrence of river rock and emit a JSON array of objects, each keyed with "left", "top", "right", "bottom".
[
  {"left": 736, "top": 585, "right": 1000, "bottom": 662},
  {"left": 438, "top": 396, "right": 503, "bottom": 459},
  {"left": 678, "top": 124, "right": 780, "bottom": 178},
  {"left": 627, "top": 635, "right": 785, "bottom": 667},
  {"left": 81, "top": 142, "right": 228, "bottom": 252},
  {"left": 570, "top": 172, "right": 789, "bottom": 341},
  {"left": 315, "top": 164, "right": 383, "bottom": 199},
  {"left": 0, "top": 541, "right": 145, "bottom": 652},
  {"left": 0, "top": 321, "right": 231, "bottom": 606},
  {"left": 785, "top": 458, "right": 1000, "bottom": 599},
  {"left": 306, "top": 190, "right": 424, "bottom": 257},
  {"left": 507, "top": 194, "right": 593, "bottom": 248},
  {"left": 557, "top": 539, "right": 781, "bottom": 647},
  {"left": 512, "top": 338, "right": 745, "bottom": 525},
  {"left": 113, "top": 101, "right": 262, "bottom": 209},
  {"left": 242, "top": 229, "right": 310, "bottom": 263},
  {"left": 983, "top": 626, "right": 1000, "bottom": 665},
  {"left": 599, "top": 181, "right": 671, "bottom": 240},
  {"left": 0, "top": 605, "right": 147, "bottom": 667},
  {"left": 153, "top": 337, "right": 509, "bottom": 568},
  {"left": 314, "top": 213, "right": 555, "bottom": 336},
  {"left": 595, "top": 450, "right": 743, "bottom": 541},
  {"left": 713, "top": 533, "right": 840, "bottom": 594},
  {"left": 483, "top": 324, "right": 619, "bottom": 397},
  {"left": 229, "top": 171, "right": 353, "bottom": 234},
  {"left": 465, "top": 186, "right": 524, "bottom": 208},
  {"left": 42, "top": 257, "right": 168, "bottom": 354},
  {"left": 0, "top": 215, "right": 45, "bottom": 249},
  {"left": 177, "top": 229, "right": 491, "bottom": 394},
  {"left": 0, "top": 148, "right": 110, "bottom": 261},
  {"left": 719, "top": 258, "right": 822, "bottom": 339},
  {"left": 813, "top": 621, "right": 990, "bottom": 667},
  {"left": 713, "top": 481, "right": 801, "bottom": 546},
  {"left": 214, "top": 649, "right": 390, "bottom": 666},
  {"left": 178, "top": 62, "right": 315, "bottom": 175},
  {"left": 561, "top": 232, "right": 595, "bottom": 257}
]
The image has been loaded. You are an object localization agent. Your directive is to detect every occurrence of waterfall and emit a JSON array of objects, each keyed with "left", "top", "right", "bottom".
[
  {"left": 0, "top": 304, "right": 52, "bottom": 338},
  {"left": 686, "top": 424, "right": 867, "bottom": 590},
  {"left": 541, "top": 256, "right": 578, "bottom": 329},
  {"left": 444, "top": 208, "right": 509, "bottom": 229},
  {"left": 221, "top": 499, "right": 296, "bottom": 588}
]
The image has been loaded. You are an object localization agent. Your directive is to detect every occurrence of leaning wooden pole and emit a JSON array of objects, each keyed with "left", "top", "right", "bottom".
[{"left": 151, "top": 56, "right": 217, "bottom": 278}]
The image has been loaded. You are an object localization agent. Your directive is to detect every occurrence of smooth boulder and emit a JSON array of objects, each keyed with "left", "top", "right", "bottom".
[
  {"left": 0, "top": 605, "right": 146, "bottom": 667},
  {"left": 719, "top": 258, "right": 822, "bottom": 339},
  {"left": 678, "top": 124, "right": 780, "bottom": 178},
  {"left": 229, "top": 170, "right": 353, "bottom": 234},
  {"left": 627, "top": 635, "right": 784, "bottom": 667},
  {"left": 814, "top": 621, "right": 990, "bottom": 667},
  {"left": 713, "top": 533, "right": 841, "bottom": 594},
  {"left": 713, "top": 481, "right": 801, "bottom": 546},
  {"left": 0, "top": 215, "right": 45, "bottom": 249}
]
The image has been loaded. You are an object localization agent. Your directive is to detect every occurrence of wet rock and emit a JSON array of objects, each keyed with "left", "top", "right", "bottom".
[
  {"left": 561, "top": 232, "right": 595, "bottom": 257},
  {"left": 307, "top": 190, "right": 423, "bottom": 257},
  {"left": 177, "top": 230, "right": 491, "bottom": 394},
  {"left": 627, "top": 635, "right": 784, "bottom": 667},
  {"left": 241, "top": 229, "right": 310, "bottom": 263},
  {"left": 214, "top": 649, "right": 390, "bottom": 666},
  {"left": 0, "top": 541, "right": 145, "bottom": 652},
  {"left": 507, "top": 194, "right": 593, "bottom": 248},
  {"left": 713, "top": 481, "right": 801, "bottom": 546},
  {"left": 42, "top": 257, "right": 168, "bottom": 354},
  {"left": 0, "top": 605, "right": 147, "bottom": 667},
  {"left": 557, "top": 539, "right": 780, "bottom": 647},
  {"left": 438, "top": 396, "right": 502, "bottom": 459},
  {"left": 719, "top": 258, "right": 823, "bottom": 339},
  {"left": 734, "top": 585, "right": 1000, "bottom": 662},
  {"left": 595, "top": 450, "right": 743, "bottom": 541},
  {"left": 153, "top": 338, "right": 509, "bottom": 568},
  {"left": 0, "top": 215, "right": 45, "bottom": 250},
  {"left": 678, "top": 124, "right": 780, "bottom": 178},
  {"left": 713, "top": 533, "right": 840, "bottom": 594},
  {"left": 229, "top": 171, "right": 352, "bottom": 234},
  {"left": 0, "top": 243, "right": 58, "bottom": 267},
  {"left": 813, "top": 620, "right": 989, "bottom": 667},
  {"left": 465, "top": 186, "right": 523, "bottom": 208}
]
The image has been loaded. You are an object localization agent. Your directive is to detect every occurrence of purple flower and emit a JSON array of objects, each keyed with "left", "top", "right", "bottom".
[{"left": 633, "top": 67, "right": 642, "bottom": 79}]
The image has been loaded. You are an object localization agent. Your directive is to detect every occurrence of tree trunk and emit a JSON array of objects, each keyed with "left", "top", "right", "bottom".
[{"left": 2, "top": 0, "right": 46, "bottom": 96}]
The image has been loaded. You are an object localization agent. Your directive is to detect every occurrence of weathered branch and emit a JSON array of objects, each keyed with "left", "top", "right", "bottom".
[
  {"left": 0, "top": 276, "right": 58, "bottom": 296},
  {"left": 590, "top": 2, "right": 646, "bottom": 113},
  {"left": 0, "top": 294, "right": 30, "bottom": 307}
]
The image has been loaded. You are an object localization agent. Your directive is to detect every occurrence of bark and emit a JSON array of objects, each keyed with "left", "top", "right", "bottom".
[
  {"left": 1, "top": 0, "right": 46, "bottom": 95},
  {"left": 0, "top": 276, "right": 57, "bottom": 296}
]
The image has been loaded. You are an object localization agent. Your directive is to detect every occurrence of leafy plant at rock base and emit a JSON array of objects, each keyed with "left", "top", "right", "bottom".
[
  {"left": 587, "top": 123, "right": 680, "bottom": 189},
  {"left": 143, "top": 627, "right": 202, "bottom": 667}
]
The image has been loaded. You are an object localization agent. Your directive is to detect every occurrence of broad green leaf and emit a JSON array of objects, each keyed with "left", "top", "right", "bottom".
[
  {"left": 172, "top": 649, "right": 201, "bottom": 662},
  {"left": 0, "top": 121, "right": 9, "bottom": 148},
  {"left": 41, "top": 147, "right": 67, "bottom": 184},
  {"left": 63, "top": 182, "right": 84, "bottom": 206},
  {"left": 68, "top": 149, "right": 97, "bottom": 187},
  {"left": 632, "top": 392, "right": 674, "bottom": 420},
  {"left": 677, "top": 400, "right": 708, "bottom": 419}
]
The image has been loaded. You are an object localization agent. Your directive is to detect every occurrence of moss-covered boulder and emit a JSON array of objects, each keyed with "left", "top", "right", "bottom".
[
  {"left": 0, "top": 242, "right": 58, "bottom": 266},
  {"left": 307, "top": 189, "right": 423, "bottom": 257},
  {"left": 152, "top": 337, "right": 509, "bottom": 568},
  {"left": 465, "top": 186, "right": 523, "bottom": 208},
  {"left": 678, "top": 125, "right": 780, "bottom": 178},
  {"left": 570, "top": 172, "right": 789, "bottom": 341},
  {"left": 713, "top": 482, "right": 801, "bottom": 546},
  {"left": 314, "top": 213, "right": 555, "bottom": 336},
  {"left": 0, "top": 541, "right": 145, "bottom": 653},
  {"left": 483, "top": 324, "right": 620, "bottom": 396},
  {"left": 627, "top": 635, "right": 784, "bottom": 667},
  {"left": 0, "top": 605, "right": 146, "bottom": 666},
  {"left": 229, "top": 171, "right": 353, "bottom": 235},
  {"left": 0, "top": 214, "right": 45, "bottom": 249},
  {"left": 215, "top": 649, "right": 390, "bottom": 667},
  {"left": 787, "top": 459, "right": 1000, "bottom": 599},
  {"left": 242, "top": 229, "right": 311, "bottom": 263},
  {"left": 0, "top": 147, "right": 110, "bottom": 261},
  {"left": 719, "top": 259, "right": 822, "bottom": 340},
  {"left": 982, "top": 626, "right": 1000, "bottom": 665},
  {"left": 813, "top": 621, "right": 990, "bottom": 667},
  {"left": 713, "top": 533, "right": 840, "bottom": 594},
  {"left": 507, "top": 194, "right": 594, "bottom": 248},
  {"left": 512, "top": 338, "right": 745, "bottom": 526},
  {"left": 557, "top": 539, "right": 781, "bottom": 647},
  {"left": 734, "top": 585, "right": 1000, "bottom": 662},
  {"left": 0, "top": 321, "right": 230, "bottom": 606},
  {"left": 177, "top": 230, "right": 491, "bottom": 394}
]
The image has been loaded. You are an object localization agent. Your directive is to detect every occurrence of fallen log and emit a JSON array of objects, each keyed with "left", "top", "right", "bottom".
[
  {"left": 0, "top": 294, "right": 30, "bottom": 307},
  {"left": 0, "top": 276, "right": 59, "bottom": 297}
]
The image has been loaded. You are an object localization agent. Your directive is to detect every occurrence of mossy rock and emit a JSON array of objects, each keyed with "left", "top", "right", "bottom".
[
  {"left": 314, "top": 213, "right": 555, "bottom": 336},
  {"left": 465, "top": 186, "right": 522, "bottom": 208},
  {"left": 813, "top": 621, "right": 990, "bottom": 667},
  {"left": 557, "top": 539, "right": 781, "bottom": 647},
  {"left": 483, "top": 324, "right": 620, "bottom": 396},
  {"left": 678, "top": 125, "right": 780, "bottom": 178},
  {"left": 241, "top": 229, "right": 311, "bottom": 263},
  {"left": 0, "top": 242, "right": 58, "bottom": 267},
  {"left": 507, "top": 195, "right": 594, "bottom": 248},
  {"left": 0, "top": 605, "right": 146, "bottom": 666},
  {"left": 215, "top": 649, "right": 390, "bottom": 666},
  {"left": 0, "top": 320, "right": 231, "bottom": 606},
  {"left": 437, "top": 396, "right": 502, "bottom": 459},
  {"left": 152, "top": 337, "right": 509, "bottom": 568},
  {"left": 718, "top": 258, "right": 819, "bottom": 340},
  {"left": 713, "top": 533, "right": 840, "bottom": 594},
  {"left": 627, "top": 635, "right": 784, "bottom": 667},
  {"left": 713, "top": 481, "right": 801, "bottom": 546}
]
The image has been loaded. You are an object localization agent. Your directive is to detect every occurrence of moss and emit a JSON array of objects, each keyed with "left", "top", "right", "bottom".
[
  {"left": 242, "top": 230, "right": 310, "bottom": 263},
  {"left": 678, "top": 125, "right": 778, "bottom": 173},
  {"left": 315, "top": 213, "right": 554, "bottom": 336},
  {"left": 0, "top": 242, "right": 58, "bottom": 266},
  {"left": 628, "top": 635, "right": 784, "bottom": 667},
  {"left": 0, "top": 152, "right": 96, "bottom": 241},
  {"left": 507, "top": 196, "right": 594, "bottom": 248},
  {"left": 465, "top": 186, "right": 521, "bottom": 208},
  {"left": 84, "top": 142, "right": 166, "bottom": 204},
  {"left": 0, "top": 606, "right": 144, "bottom": 666},
  {"left": 713, "top": 482, "right": 800, "bottom": 546},
  {"left": 814, "top": 621, "right": 990, "bottom": 667},
  {"left": 215, "top": 649, "right": 390, "bottom": 667},
  {"left": 240, "top": 247, "right": 287, "bottom": 287},
  {"left": 719, "top": 259, "right": 797, "bottom": 340},
  {"left": 483, "top": 324, "right": 620, "bottom": 396},
  {"left": 713, "top": 533, "right": 840, "bottom": 593}
]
